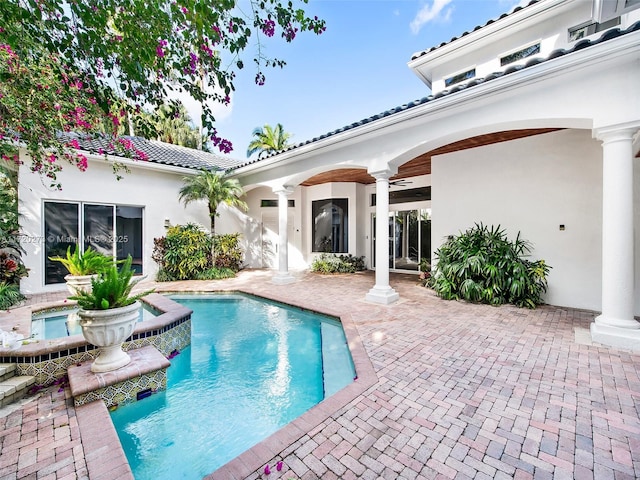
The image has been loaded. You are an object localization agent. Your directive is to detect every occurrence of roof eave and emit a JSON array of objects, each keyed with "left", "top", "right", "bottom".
[
  {"left": 77, "top": 150, "right": 204, "bottom": 176},
  {"left": 232, "top": 30, "right": 640, "bottom": 179},
  {"left": 407, "top": 0, "right": 578, "bottom": 83}
]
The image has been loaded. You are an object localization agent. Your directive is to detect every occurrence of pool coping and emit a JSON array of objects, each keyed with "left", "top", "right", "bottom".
[
  {"left": 200, "top": 288, "right": 379, "bottom": 479},
  {"left": 73, "top": 287, "right": 378, "bottom": 480},
  {"left": 0, "top": 293, "right": 191, "bottom": 361}
]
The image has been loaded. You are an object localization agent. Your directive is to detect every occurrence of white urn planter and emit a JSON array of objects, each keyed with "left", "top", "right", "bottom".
[
  {"left": 64, "top": 274, "right": 97, "bottom": 296},
  {"left": 78, "top": 301, "right": 140, "bottom": 373}
]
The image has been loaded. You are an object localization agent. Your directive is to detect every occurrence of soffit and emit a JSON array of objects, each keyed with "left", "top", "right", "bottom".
[
  {"left": 233, "top": 20, "right": 640, "bottom": 177},
  {"left": 300, "top": 128, "right": 561, "bottom": 186}
]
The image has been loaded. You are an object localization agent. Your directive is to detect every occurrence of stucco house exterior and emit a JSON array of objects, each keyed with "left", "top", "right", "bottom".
[
  {"left": 217, "top": 0, "right": 640, "bottom": 348},
  {"left": 17, "top": 0, "right": 640, "bottom": 350},
  {"left": 17, "top": 136, "right": 241, "bottom": 294}
]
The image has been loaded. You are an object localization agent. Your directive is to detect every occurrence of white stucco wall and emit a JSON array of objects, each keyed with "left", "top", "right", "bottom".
[
  {"left": 228, "top": 181, "right": 366, "bottom": 271},
  {"left": 18, "top": 153, "right": 210, "bottom": 294},
  {"left": 426, "top": 1, "right": 640, "bottom": 95},
  {"left": 431, "top": 129, "right": 606, "bottom": 311},
  {"left": 303, "top": 183, "right": 359, "bottom": 262},
  {"left": 218, "top": 185, "right": 304, "bottom": 270},
  {"left": 428, "top": 0, "right": 594, "bottom": 94}
]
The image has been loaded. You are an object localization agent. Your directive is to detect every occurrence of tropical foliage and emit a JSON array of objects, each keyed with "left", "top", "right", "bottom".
[
  {"left": 69, "top": 256, "right": 153, "bottom": 310},
  {"left": 311, "top": 253, "right": 366, "bottom": 274},
  {"left": 0, "top": 165, "right": 19, "bottom": 237},
  {"left": 152, "top": 104, "right": 208, "bottom": 151},
  {"left": 246, "top": 123, "right": 292, "bottom": 158},
  {"left": 48, "top": 245, "right": 114, "bottom": 276},
  {"left": 428, "top": 223, "right": 550, "bottom": 308},
  {"left": 212, "top": 233, "right": 243, "bottom": 271},
  {"left": 0, "top": 282, "right": 23, "bottom": 309},
  {"left": 0, "top": 164, "right": 26, "bottom": 307},
  {"left": 179, "top": 171, "right": 247, "bottom": 233},
  {"left": 152, "top": 224, "right": 242, "bottom": 281},
  {"left": 418, "top": 257, "right": 431, "bottom": 287},
  {"left": 121, "top": 103, "right": 209, "bottom": 151},
  {"left": 1, "top": 0, "right": 326, "bottom": 187}
]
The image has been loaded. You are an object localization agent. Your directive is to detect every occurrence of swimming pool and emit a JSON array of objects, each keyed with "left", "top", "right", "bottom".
[
  {"left": 110, "top": 293, "right": 355, "bottom": 479},
  {"left": 31, "top": 305, "right": 159, "bottom": 340}
]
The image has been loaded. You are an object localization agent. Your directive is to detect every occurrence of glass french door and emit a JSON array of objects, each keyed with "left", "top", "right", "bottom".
[{"left": 372, "top": 209, "right": 431, "bottom": 272}]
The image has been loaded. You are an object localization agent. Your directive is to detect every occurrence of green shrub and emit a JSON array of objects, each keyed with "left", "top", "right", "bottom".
[
  {"left": 418, "top": 257, "right": 431, "bottom": 286},
  {"left": 152, "top": 225, "right": 243, "bottom": 281},
  {"left": 212, "top": 233, "right": 243, "bottom": 271},
  {"left": 0, "top": 282, "right": 24, "bottom": 309},
  {"left": 338, "top": 254, "right": 366, "bottom": 271},
  {"left": 153, "top": 223, "right": 212, "bottom": 281},
  {"left": 311, "top": 253, "right": 365, "bottom": 274},
  {"left": 194, "top": 267, "right": 237, "bottom": 280},
  {"left": 428, "top": 223, "right": 550, "bottom": 308},
  {"left": 0, "top": 167, "right": 28, "bottom": 288}
]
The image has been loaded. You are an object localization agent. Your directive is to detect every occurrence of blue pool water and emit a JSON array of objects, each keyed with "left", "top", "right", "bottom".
[
  {"left": 31, "top": 305, "right": 158, "bottom": 340},
  {"left": 110, "top": 293, "right": 355, "bottom": 480}
]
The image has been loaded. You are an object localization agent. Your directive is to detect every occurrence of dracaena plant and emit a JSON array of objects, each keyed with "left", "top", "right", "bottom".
[{"left": 69, "top": 255, "right": 153, "bottom": 310}]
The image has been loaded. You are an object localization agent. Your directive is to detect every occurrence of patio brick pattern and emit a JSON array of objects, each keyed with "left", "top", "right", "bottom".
[{"left": 1, "top": 270, "right": 639, "bottom": 479}]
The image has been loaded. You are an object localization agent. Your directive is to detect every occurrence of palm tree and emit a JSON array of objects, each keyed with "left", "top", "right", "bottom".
[
  {"left": 246, "top": 123, "right": 292, "bottom": 158},
  {"left": 178, "top": 170, "right": 248, "bottom": 233},
  {"left": 153, "top": 104, "right": 208, "bottom": 150},
  {"left": 119, "top": 103, "right": 210, "bottom": 151}
]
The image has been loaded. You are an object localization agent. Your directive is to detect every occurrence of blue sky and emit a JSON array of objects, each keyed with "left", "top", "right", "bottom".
[{"left": 203, "top": 0, "right": 528, "bottom": 158}]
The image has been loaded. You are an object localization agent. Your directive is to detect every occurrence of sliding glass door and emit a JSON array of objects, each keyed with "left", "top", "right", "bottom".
[
  {"left": 372, "top": 209, "right": 431, "bottom": 272},
  {"left": 44, "top": 202, "right": 80, "bottom": 285},
  {"left": 44, "top": 201, "right": 143, "bottom": 284}
]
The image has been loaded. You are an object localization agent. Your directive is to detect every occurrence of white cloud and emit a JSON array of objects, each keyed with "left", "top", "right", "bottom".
[
  {"left": 410, "top": 0, "right": 455, "bottom": 35},
  {"left": 166, "top": 87, "right": 234, "bottom": 128}
]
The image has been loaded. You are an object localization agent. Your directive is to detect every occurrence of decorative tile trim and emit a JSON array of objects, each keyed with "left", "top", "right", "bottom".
[
  {"left": 2, "top": 294, "right": 192, "bottom": 386},
  {"left": 73, "top": 369, "right": 167, "bottom": 408}
]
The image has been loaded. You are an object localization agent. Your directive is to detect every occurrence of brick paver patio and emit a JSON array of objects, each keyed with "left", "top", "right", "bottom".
[{"left": 1, "top": 269, "right": 639, "bottom": 479}]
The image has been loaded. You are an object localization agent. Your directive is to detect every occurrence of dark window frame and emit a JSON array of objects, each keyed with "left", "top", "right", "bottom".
[
  {"left": 260, "top": 199, "right": 295, "bottom": 207},
  {"left": 311, "top": 198, "right": 349, "bottom": 253},
  {"left": 43, "top": 200, "right": 144, "bottom": 284}
]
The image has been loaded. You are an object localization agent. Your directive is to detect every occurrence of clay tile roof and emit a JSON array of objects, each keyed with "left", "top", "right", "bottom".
[
  {"left": 410, "top": 0, "right": 540, "bottom": 61},
  {"left": 65, "top": 133, "right": 243, "bottom": 171},
  {"left": 231, "top": 19, "right": 640, "bottom": 171}
]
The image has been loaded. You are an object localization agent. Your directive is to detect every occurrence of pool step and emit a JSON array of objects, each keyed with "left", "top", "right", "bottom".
[
  {"left": 68, "top": 345, "right": 171, "bottom": 408},
  {"left": 0, "top": 363, "right": 17, "bottom": 382},
  {"left": 0, "top": 363, "right": 36, "bottom": 407}
]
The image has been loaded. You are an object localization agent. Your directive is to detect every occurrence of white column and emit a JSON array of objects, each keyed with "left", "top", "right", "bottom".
[
  {"left": 272, "top": 186, "right": 295, "bottom": 285},
  {"left": 366, "top": 169, "right": 399, "bottom": 304},
  {"left": 591, "top": 125, "right": 640, "bottom": 350}
]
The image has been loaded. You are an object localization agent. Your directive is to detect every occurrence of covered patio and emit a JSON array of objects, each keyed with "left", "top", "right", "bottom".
[
  {"left": 226, "top": 11, "right": 640, "bottom": 351},
  {"left": 1, "top": 270, "right": 639, "bottom": 479}
]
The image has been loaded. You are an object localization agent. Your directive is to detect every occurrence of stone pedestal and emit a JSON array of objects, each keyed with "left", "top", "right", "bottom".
[{"left": 68, "top": 345, "right": 171, "bottom": 407}]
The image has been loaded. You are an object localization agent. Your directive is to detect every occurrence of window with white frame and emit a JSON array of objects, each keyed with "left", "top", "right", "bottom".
[
  {"left": 568, "top": 16, "right": 620, "bottom": 41},
  {"left": 312, "top": 198, "right": 348, "bottom": 253},
  {"left": 500, "top": 43, "right": 541, "bottom": 66},
  {"left": 444, "top": 68, "right": 476, "bottom": 87}
]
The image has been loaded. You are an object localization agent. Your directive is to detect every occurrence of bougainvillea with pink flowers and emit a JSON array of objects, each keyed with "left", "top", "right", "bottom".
[{"left": 0, "top": 0, "right": 326, "bottom": 189}]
